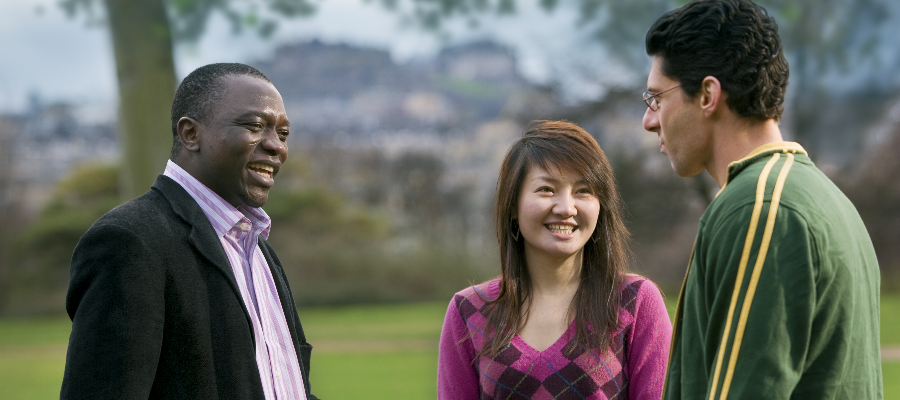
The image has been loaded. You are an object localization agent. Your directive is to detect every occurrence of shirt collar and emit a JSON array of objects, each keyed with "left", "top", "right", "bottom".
[
  {"left": 716, "top": 141, "right": 807, "bottom": 197},
  {"left": 163, "top": 160, "right": 271, "bottom": 239}
]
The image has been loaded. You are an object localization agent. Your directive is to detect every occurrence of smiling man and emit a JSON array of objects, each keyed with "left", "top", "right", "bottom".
[
  {"left": 62, "top": 63, "right": 318, "bottom": 399},
  {"left": 642, "top": 0, "right": 882, "bottom": 399}
]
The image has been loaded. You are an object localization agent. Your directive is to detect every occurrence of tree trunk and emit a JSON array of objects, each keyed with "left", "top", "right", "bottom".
[
  {"left": 0, "top": 117, "right": 15, "bottom": 311},
  {"left": 104, "top": 0, "right": 177, "bottom": 200}
]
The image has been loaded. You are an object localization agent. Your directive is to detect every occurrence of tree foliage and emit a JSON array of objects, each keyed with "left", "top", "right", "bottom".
[
  {"left": 61, "top": 0, "right": 317, "bottom": 42},
  {"left": 378, "top": 0, "right": 888, "bottom": 74},
  {"left": 3, "top": 158, "right": 487, "bottom": 313},
  {"left": 59, "top": 0, "right": 318, "bottom": 200},
  {"left": 379, "top": 0, "right": 891, "bottom": 154}
]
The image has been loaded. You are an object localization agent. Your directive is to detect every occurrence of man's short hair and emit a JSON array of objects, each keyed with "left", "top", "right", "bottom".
[
  {"left": 645, "top": 0, "right": 788, "bottom": 121},
  {"left": 170, "top": 63, "right": 272, "bottom": 158}
]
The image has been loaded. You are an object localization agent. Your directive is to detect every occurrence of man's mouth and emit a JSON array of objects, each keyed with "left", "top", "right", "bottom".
[
  {"left": 547, "top": 224, "right": 575, "bottom": 235},
  {"left": 248, "top": 163, "right": 274, "bottom": 179}
]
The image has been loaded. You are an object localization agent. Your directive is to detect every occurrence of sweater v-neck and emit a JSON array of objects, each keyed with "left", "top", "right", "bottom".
[{"left": 512, "top": 318, "right": 577, "bottom": 356}]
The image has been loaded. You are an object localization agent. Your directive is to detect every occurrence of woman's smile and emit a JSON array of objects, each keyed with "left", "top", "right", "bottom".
[{"left": 516, "top": 165, "right": 600, "bottom": 260}]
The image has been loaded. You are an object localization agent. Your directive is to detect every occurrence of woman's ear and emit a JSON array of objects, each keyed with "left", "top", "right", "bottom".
[{"left": 176, "top": 117, "right": 202, "bottom": 152}]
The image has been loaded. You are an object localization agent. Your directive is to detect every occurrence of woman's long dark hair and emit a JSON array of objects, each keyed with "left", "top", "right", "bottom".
[{"left": 478, "top": 120, "right": 632, "bottom": 357}]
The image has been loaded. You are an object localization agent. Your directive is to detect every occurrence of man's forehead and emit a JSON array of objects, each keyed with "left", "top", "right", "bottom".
[
  {"left": 647, "top": 57, "right": 675, "bottom": 90},
  {"left": 218, "top": 74, "right": 270, "bottom": 92},
  {"left": 219, "top": 76, "right": 282, "bottom": 102},
  {"left": 206, "top": 75, "right": 287, "bottom": 121}
]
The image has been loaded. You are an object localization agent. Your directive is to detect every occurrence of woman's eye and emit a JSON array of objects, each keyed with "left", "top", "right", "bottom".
[{"left": 537, "top": 187, "right": 553, "bottom": 193}]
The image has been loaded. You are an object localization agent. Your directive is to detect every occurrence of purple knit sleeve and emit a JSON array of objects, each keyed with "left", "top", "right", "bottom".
[
  {"left": 437, "top": 294, "right": 480, "bottom": 400},
  {"left": 627, "top": 279, "right": 673, "bottom": 400}
]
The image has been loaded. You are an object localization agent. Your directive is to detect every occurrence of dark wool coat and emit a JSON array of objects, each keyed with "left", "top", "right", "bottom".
[{"left": 61, "top": 175, "right": 318, "bottom": 399}]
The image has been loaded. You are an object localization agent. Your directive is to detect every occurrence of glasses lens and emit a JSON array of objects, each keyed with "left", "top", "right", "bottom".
[
  {"left": 642, "top": 92, "right": 657, "bottom": 110},
  {"left": 642, "top": 92, "right": 653, "bottom": 109}
]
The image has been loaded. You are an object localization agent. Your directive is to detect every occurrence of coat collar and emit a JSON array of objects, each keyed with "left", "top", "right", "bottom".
[
  {"left": 716, "top": 141, "right": 807, "bottom": 196},
  {"left": 151, "top": 175, "right": 252, "bottom": 326}
]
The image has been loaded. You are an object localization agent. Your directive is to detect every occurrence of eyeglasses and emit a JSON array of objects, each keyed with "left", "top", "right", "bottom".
[{"left": 642, "top": 85, "right": 682, "bottom": 111}]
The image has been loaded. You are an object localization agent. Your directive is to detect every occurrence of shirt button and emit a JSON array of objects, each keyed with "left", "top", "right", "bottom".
[
  {"left": 275, "top": 370, "right": 281, "bottom": 378},
  {"left": 239, "top": 222, "right": 251, "bottom": 231}
]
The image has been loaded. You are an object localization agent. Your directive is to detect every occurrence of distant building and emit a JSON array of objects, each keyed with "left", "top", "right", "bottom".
[
  {"left": 254, "top": 40, "right": 525, "bottom": 137},
  {"left": 2, "top": 98, "right": 118, "bottom": 215}
]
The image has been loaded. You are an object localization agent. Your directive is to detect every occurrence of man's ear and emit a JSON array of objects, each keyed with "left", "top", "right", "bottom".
[
  {"left": 176, "top": 117, "right": 202, "bottom": 152},
  {"left": 699, "top": 76, "right": 723, "bottom": 118}
]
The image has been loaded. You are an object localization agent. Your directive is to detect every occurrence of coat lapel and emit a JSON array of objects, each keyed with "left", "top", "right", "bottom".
[{"left": 151, "top": 175, "right": 254, "bottom": 332}]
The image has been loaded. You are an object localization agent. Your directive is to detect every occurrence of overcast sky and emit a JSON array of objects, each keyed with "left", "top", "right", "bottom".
[
  {"left": 7, "top": 0, "right": 894, "bottom": 122},
  {"left": 0, "top": 0, "right": 638, "bottom": 119}
]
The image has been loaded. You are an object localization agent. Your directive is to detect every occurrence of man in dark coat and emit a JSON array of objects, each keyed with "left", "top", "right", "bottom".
[{"left": 61, "top": 63, "right": 319, "bottom": 399}]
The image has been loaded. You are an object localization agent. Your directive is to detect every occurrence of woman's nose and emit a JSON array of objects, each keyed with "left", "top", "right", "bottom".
[{"left": 552, "top": 193, "right": 577, "bottom": 217}]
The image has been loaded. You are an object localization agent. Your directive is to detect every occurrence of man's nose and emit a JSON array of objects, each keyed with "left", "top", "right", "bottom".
[
  {"left": 260, "top": 129, "right": 287, "bottom": 157},
  {"left": 642, "top": 107, "right": 658, "bottom": 132}
]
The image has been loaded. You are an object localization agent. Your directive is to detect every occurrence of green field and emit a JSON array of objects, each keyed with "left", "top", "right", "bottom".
[
  {"left": 883, "top": 292, "right": 900, "bottom": 345},
  {"left": 0, "top": 294, "right": 897, "bottom": 398}
]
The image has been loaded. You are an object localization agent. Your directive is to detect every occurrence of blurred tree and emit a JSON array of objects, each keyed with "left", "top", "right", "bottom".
[
  {"left": 841, "top": 119, "right": 900, "bottom": 288},
  {"left": 59, "top": 0, "right": 316, "bottom": 201},
  {"left": 9, "top": 163, "right": 120, "bottom": 314},
  {"left": 8, "top": 158, "right": 480, "bottom": 312},
  {"left": 378, "top": 0, "right": 891, "bottom": 156},
  {"left": 763, "top": 0, "right": 888, "bottom": 156},
  {"left": 392, "top": 152, "right": 445, "bottom": 234},
  {"left": 0, "top": 117, "right": 16, "bottom": 309}
]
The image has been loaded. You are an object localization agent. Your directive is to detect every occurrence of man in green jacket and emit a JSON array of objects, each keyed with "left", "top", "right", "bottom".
[{"left": 642, "top": 0, "right": 882, "bottom": 398}]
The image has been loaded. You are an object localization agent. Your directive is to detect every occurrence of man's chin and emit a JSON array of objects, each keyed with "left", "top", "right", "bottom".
[
  {"left": 670, "top": 161, "right": 704, "bottom": 178},
  {"left": 242, "top": 189, "right": 270, "bottom": 209}
]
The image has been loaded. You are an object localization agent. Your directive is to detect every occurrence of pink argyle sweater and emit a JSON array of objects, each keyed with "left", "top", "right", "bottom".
[{"left": 438, "top": 274, "right": 671, "bottom": 400}]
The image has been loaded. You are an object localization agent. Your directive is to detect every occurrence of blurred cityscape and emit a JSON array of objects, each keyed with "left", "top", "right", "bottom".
[{"left": 1, "top": 35, "right": 899, "bottom": 314}]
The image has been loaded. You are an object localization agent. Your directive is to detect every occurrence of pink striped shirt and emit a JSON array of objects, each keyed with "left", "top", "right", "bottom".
[{"left": 165, "top": 160, "right": 306, "bottom": 400}]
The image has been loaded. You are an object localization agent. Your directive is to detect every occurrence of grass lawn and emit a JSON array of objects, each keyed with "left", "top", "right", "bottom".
[
  {"left": 299, "top": 302, "right": 445, "bottom": 398},
  {"left": 882, "top": 292, "right": 900, "bottom": 345},
  {"left": 0, "top": 294, "right": 897, "bottom": 398},
  {"left": 0, "top": 302, "right": 447, "bottom": 400},
  {"left": 0, "top": 315, "right": 70, "bottom": 399}
]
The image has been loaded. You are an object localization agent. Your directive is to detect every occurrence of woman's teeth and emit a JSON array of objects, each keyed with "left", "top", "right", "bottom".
[{"left": 547, "top": 224, "right": 574, "bottom": 234}]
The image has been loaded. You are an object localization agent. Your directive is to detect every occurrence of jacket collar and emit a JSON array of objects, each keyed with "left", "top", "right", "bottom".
[
  {"left": 717, "top": 141, "right": 807, "bottom": 196},
  {"left": 151, "top": 175, "right": 250, "bottom": 323}
]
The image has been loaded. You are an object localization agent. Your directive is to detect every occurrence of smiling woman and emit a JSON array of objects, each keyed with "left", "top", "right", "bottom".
[
  {"left": 437, "top": 120, "right": 673, "bottom": 400},
  {"left": 516, "top": 165, "right": 602, "bottom": 271}
]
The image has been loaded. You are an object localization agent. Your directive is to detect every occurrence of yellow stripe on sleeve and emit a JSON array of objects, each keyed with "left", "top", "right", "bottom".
[
  {"left": 718, "top": 153, "right": 795, "bottom": 400},
  {"left": 708, "top": 153, "right": 781, "bottom": 400}
]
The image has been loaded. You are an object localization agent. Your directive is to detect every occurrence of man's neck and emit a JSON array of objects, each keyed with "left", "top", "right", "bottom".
[{"left": 708, "top": 118, "right": 784, "bottom": 187}]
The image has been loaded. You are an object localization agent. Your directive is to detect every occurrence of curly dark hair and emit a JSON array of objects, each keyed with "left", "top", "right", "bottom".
[
  {"left": 645, "top": 0, "right": 788, "bottom": 121},
  {"left": 169, "top": 63, "right": 271, "bottom": 158}
]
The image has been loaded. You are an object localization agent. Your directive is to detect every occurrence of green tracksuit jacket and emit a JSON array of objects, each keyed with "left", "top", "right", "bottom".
[{"left": 663, "top": 142, "right": 882, "bottom": 399}]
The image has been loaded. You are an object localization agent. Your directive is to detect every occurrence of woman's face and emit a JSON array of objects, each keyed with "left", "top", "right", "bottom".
[{"left": 515, "top": 164, "right": 601, "bottom": 262}]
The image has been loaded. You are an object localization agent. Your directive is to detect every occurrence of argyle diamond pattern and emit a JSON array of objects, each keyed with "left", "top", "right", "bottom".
[{"left": 453, "top": 278, "right": 646, "bottom": 400}]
